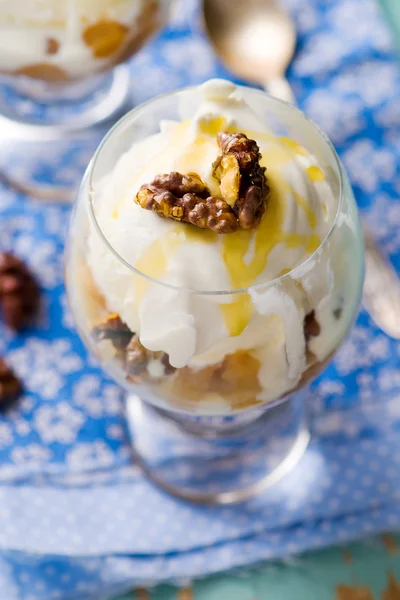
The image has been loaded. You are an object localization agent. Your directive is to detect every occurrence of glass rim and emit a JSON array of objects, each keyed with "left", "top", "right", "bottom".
[{"left": 87, "top": 83, "right": 344, "bottom": 297}]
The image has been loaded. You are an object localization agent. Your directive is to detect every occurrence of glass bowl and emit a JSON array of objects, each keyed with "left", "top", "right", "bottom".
[
  {"left": 65, "top": 84, "right": 365, "bottom": 503},
  {"left": 0, "top": 0, "right": 172, "bottom": 119}
]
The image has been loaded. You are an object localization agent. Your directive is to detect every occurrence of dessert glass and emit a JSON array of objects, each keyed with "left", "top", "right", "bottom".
[
  {"left": 66, "top": 85, "right": 365, "bottom": 504},
  {"left": 0, "top": 0, "right": 172, "bottom": 200}
]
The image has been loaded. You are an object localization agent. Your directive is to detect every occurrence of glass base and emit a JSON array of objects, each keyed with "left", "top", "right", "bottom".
[
  {"left": 0, "top": 136, "right": 100, "bottom": 203},
  {"left": 127, "top": 394, "right": 310, "bottom": 505},
  {"left": 0, "top": 65, "right": 130, "bottom": 129},
  {"left": 0, "top": 66, "right": 131, "bottom": 202}
]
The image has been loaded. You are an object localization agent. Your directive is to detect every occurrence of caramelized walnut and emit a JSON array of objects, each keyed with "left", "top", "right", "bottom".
[
  {"left": 0, "top": 357, "right": 22, "bottom": 409},
  {"left": 216, "top": 132, "right": 261, "bottom": 174},
  {"left": 93, "top": 314, "right": 175, "bottom": 378},
  {"left": 304, "top": 310, "right": 321, "bottom": 342},
  {"left": 136, "top": 172, "right": 239, "bottom": 234},
  {"left": 0, "top": 252, "right": 40, "bottom": 331},
  {"left": 136, "top": 131, "right": 269, "bottom": 234},
  {"left": 124, "top": 335, "right": 175, "bottom": 377},
  {"left": 125, "top": 335, "right": 151, "bottom": 376},
  {"left": 93, "top": 313, "right": 132, "bottom": 351},
  {"left": 125, "top": 335, "right": 175, "bottom": 379},
  {"left": 213, "top": 132, "right": 269, "bottom": 230}
]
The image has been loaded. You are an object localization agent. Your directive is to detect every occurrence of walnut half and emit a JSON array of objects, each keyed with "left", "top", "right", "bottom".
[
  {"left": 136, "top": 172, "right": 239, "bottom": 234},
  {"left": 93, "top": 314, "right": 175, "bottom": 378},
  {"left": 135, "top": 132, "right": 269, "bottom": 234},
  {"left": 213, "top": 132, "right": 270, "bottom": 230}
]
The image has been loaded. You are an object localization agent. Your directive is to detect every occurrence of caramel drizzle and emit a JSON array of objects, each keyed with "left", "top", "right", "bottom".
[{"left": 130, "top": 120, "right": 324, "bottom": 338}]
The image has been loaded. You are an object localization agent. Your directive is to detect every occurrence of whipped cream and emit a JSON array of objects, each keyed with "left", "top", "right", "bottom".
[
  {"left": 87, "top": 80, "right": 349, "bottom": 404},
  {"left": 0, "top": 0, "right": 148, "bottom": 79}
]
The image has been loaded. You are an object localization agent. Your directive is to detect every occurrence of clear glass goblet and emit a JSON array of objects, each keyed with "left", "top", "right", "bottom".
[
  {"left": 66, "top": 84, "right": 365, "bottom": 504},
  {"left": 0, "top": 0, "right": 172, "bottom": 200}
]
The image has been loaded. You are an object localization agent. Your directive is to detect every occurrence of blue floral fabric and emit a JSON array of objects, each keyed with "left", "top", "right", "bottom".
[{"left": 0, "top": 0, "right": 399, "bottom": 598}]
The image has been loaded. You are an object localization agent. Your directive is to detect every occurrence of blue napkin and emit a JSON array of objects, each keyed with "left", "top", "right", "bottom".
[{"left": 1, "top": 0, "right": 400, "bottom": 597}]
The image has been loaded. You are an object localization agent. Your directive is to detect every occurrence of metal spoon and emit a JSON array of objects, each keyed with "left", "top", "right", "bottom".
[
  {"left": 202, "top": 0, "right": 400, "bottom": 339},
  {"left": 203, "top": 0, "right": 295, "bottom": 103}
]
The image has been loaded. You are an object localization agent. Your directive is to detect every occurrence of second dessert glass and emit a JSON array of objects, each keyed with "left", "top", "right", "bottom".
[
  {"left": 66, "top": 84, "right": 365, "bottom": 504},
  {"left": 0, "top": 0, "right": 172, "bottom": 200}
]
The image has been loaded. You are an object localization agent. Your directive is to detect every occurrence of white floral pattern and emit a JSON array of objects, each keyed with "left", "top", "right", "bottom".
[
  {"left": 66, "top": 440, "right": 116, "bottom": 470},
  {"left": 8, "top": 339, "right": 83, "bottom": 400},
  {"left": 0, "top": 422, "right": 13, "bottom": 449},
  {"left": 34, "top": 403, "right": 85, "bottom": 444},
  {"left": 342, "top": 140, "right": 397, "bottom": 193},
  {"left": 11, "top": 444, "right": 52, "bottom": 467},
  {"left": 72, "top": 375, "right": 124, "bottom": 418},
  {"left": 303, "top": 91, "right": 367, "bottom": 144},
  {"left": 334, "top": 326, "right": 392, "bottom": 375}
]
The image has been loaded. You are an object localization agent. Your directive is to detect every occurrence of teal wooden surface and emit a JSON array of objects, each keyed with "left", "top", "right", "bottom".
[
  {"left": 116, "top": 535, "right": 400, "bottom": 599},
  {"left": 113, "top": 2, "right": 400, "bottom": 598},
  {"left": 381, "top": 0, "right": 400, "bottom": 43}
]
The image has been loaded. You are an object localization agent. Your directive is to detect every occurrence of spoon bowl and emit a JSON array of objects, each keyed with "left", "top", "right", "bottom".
[{"left": 203, "top": 0, "right": 296, "bottom": 101}]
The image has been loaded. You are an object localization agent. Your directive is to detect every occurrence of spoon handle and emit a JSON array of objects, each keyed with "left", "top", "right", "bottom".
[
  {"left": 363, "top": 230, "right": 400, "bottom": 338},
  {"left": 264, "top": 76, "right": 296, "bottom": 104}
]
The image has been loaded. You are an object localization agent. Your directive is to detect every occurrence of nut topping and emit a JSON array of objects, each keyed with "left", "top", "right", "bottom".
[
  {"left": 125, "top": 335, "right": 150, "bottom": 376},
  {"left": 213, "top": 132, "right": 269, "bottom": 230},
  {"left": 125, "top": 336, "right": 176, "bottom": 378},
  {"left": 304, "top": 310, "right": 321, "bottom": 342},
  {"left": 216, "top": 132, "right": 261, "bottom": 174},
  {"left": 136, "top": 132, "right": 269, "bottom": 233},
  {"left": 213, "top": 154, "right": 240, "bottom": 208},
  {"left": 93, "top": 313, "right": 133, "bottom": 351},
  {"left": 136, "top": 172, "right": 239, "bottom": 234},
  {"left": 93, "top": 314, "right": 175, "bottom": 378},
  {"left": 0, "top": 357, "right": 22, "bottom": 410},
  {"left": 0, "top": 252, "right": 40, "bottom": 331}
]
